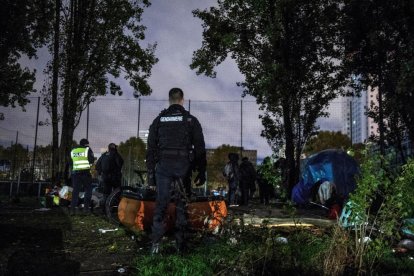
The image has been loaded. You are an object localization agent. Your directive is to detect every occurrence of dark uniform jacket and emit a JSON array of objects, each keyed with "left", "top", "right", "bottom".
[
  {"left": 146, "top": 104, "right": 206, "bottom": 173},
  {"left": 239, "top": 160, "right": 256, "bottom": 183},
  {"left": 96, "top": 150, "right": 124, "bottom": 179}
]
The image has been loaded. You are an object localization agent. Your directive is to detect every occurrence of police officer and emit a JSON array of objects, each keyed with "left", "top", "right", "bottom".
[
  {"left": 146, "top": 87, "right": 207, "bottom": 254},
  {"left": 69, "top": 138, "right": 95, "bottom": 214},
  {"left": 96, "top": 143, "right": 124, "bottom": 207}
]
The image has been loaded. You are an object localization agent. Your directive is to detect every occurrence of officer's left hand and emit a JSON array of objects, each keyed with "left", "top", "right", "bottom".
[
  {"left": 194, "top": 171, "right": 206, "bottom": 186},
  {"left": 147, "top": 170, "right": 156, "bottom": 187}
]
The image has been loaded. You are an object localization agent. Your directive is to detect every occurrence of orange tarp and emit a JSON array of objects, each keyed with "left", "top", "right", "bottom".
[{"left": 118, "top": 197, "right": 227, "bottom": 231}]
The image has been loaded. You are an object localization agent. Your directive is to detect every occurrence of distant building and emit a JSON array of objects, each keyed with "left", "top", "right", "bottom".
[
  {"left": 341, "top": 97, "right": 352, "bottom": 137},
  {"left": 367, "top": 86, "right": 379, "bottom": 138},
  {"left": 139, "top": 130, "right": 150, "bottom": 146},
  {"left": 341, "top": 86, "right": 379, "bottom": 144}
]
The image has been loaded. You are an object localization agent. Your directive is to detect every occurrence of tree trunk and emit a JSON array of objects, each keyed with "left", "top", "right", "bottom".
[
  {"left": 59, "top": 0, "right": 75, "bottom": 174},
  {"left": 51, "top": 0, "right": 60, "bottom": 182},
  {"left": 59, "top": 113, "right": 75, "bottom": 173},
  {"left": 59, "top": 0, "right": 85, "bottom": 173},
  {"left": 283, "top": 102, "right": 297, "bottom": 199}
]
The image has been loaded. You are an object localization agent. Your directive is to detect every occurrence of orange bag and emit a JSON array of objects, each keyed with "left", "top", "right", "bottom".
[
  {"left": 117, "top": 197, "right": 141, "bottom": 229},
  {"left": 187, "top": 200, "right": 228, "bottom": 230},
  {"left": 118, "top": 197, "right": 227, "bottom": 231}
]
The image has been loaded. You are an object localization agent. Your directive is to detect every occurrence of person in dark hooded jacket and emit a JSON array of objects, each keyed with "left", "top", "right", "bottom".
[
  {"left": 239, "top": 157, "right": 256, "bottom": 205},
  {"left": 96, "top": 143, "right": 124, "bottom": 205}
]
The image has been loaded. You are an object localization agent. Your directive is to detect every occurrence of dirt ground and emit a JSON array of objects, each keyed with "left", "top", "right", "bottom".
[
  {"left": 0, "top": 196, "right": 334, "bottom": 276},
  {"left": 0, "top": 196, "right": 147, "bottom": 276}
]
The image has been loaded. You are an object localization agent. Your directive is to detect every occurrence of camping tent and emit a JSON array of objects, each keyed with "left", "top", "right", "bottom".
[{"left": 292, "top": 149, "right": 360, "bottom": 205}]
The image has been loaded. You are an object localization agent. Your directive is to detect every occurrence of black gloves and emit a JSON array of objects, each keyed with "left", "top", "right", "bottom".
[
  {"left": 147, "top": 170, "right": 156, "bottom": 187},
  {"left": 194, "top": 171, "right": 206, "bottom": 186}
]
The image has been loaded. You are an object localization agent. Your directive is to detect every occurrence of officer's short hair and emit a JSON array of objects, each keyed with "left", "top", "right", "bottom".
[
  {"left": 108, "top": 143, "right": 117, "bottom": 151},
  {"left": 169, "top": 88, "right": 184, "bottom": 104},
  {"left": 80, "top": 138, "right": 89, "bottom": 146}
]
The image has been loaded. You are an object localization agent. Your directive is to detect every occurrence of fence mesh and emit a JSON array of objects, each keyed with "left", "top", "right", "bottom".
[{"left": 0, "top": 96, "right": 345, "bottom": 182}]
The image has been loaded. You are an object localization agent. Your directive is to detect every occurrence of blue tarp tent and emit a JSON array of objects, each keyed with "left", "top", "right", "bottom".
[{"left": 292, "top": 149, "right": 360, "bottom": 205}]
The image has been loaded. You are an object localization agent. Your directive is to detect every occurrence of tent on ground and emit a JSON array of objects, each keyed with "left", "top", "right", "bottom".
[{"left": 292, "top": 149, "right": 360, "bottom": 205}]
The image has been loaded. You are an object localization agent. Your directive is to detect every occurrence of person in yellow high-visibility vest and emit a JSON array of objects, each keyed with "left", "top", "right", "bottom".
[{"left": 69, "top": 138, "right": 95, "bottom": 215}]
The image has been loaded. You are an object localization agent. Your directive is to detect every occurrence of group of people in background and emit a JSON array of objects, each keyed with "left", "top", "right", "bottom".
[
  {"left": 223, "top": 153, "right": 274, "bottom": 207},
  {"left": 68, "top": 143, "right": 275, "bottom": 215}
]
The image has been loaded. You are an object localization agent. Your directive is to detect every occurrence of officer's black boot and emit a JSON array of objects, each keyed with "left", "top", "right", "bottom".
[
  {"left": 69, "top": 207, "right": 79, "bottom": 216},
  {"left": 150, "top": 243, "right": 160, "bottom": 255},
  {"left": 176, "top": 241, "right": 188, "bottom": 256}
]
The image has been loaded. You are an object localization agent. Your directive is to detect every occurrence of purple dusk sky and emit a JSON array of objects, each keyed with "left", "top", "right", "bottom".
[{"left": 0, "top": 0, "right": 343, "bottom": 161}]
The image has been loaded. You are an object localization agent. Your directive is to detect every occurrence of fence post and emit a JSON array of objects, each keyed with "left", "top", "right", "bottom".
[
  {"left": 38, "top": 182, "right": 42, "bottom": 198},
  {"left": 9, "top": 181, "right": 13, "bottom": 198},
  {"left": 240, "top": 99, "right": 243, "bottom": 158},
  {"left": 137, "top": 98, "right": 141, "bottom": 138},
  {"left": 12, "top": 131, "right": 18, "bottom": 180},
  {"left": 17, "top": 171, "right": 21, "bottom": 196},
  {"left": 86, "top": 103, "right": 90, "bottom": 140},
  {"left": 128, "top": 146, "right": 132, "bottom": 185},
  {"left": 31, "top": 97, "right": 40, "bottom": 185}
]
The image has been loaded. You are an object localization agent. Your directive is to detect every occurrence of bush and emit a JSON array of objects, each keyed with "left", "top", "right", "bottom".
[{"left": 324, "top": 149, "right": 414, "bottom": 275}]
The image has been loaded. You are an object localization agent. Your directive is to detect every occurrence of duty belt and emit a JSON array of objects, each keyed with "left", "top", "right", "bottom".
[{"left": 160, "top": 149, "right": 189, "bottom": 158}]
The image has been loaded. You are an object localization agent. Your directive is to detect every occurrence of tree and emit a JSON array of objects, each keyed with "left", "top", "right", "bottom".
[
  {"left": 40, "top": 0, "right": 157, "bottom": 173},
  {"left": 303, "top": 131, "right": 351, "bottom": 157},
  {"left": 117, "top": 136, "right": 146, "bottom": 185},
  {"left": 207, "top": 144, "right": 240, "bottom": 188},
  {"left": 341, "top": 0, "right": 414, "bottom": 155},
  {"left": 0, "top": 0, "right": 53, "bottom": 119},
  {"left": 366, "top": 94, "right": 408, "bottom": 163},
  {"left": 48, "top": 0, "right": 61, "bottom": 182},
  {"left": 191, "top": 0, "right": 345, "bottom": 196},
  {"left": 390, "top": 3, "right": 414, "bottom": 153}
]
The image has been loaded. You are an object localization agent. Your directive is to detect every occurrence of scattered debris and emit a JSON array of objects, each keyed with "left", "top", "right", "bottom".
[
  {"left": 228, "top": 237, "right": 238, "bottom": 245},
  {"left": 99, "top": 228, "right": 119, "bottom": 234},
  {"left": 398, "top": 239, "right": 414, "bottom": 251},
  {"left": 34, "top": 208, "right": 51, "bottom": 212},
  {"left": 393, "top": 247, "right": 408, "bottom": 253},
  {"left": 275, "top": 237, "right": 288, "bottom": 244},
  {"left": 358, "top": 236, "right": 371, "bottom": 244}
]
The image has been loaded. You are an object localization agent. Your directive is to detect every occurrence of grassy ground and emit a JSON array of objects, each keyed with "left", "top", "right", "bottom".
[{"left": 1, "top": 196, "right": 414, "bottom": 275}]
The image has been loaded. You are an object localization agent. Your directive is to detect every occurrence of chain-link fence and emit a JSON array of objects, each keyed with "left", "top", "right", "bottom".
[{"left": 0, "top": 96, "right": 345, "bottom": 183}]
